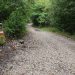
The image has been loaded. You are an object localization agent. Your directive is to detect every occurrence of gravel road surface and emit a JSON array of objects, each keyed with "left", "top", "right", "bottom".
[{"left": 0, "top": 24, "right": 75, "bottom": 75}]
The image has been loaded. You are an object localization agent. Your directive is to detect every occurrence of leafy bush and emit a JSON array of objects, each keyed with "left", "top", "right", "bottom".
[
  {"left": 0, "top": 0, "right": 16, "bottom": 22},
  {"left": 0, "top": 0, "right": 32, "bottom": 38},
  {"left": 31, "top": 13, "right": 40, "bottom": 26},
  {"left": 31, "top": 3, "right": 50, "bottom": 27},
  {"left": 3, "top": 10, "right": 26, "bottom": 38},
  {"left": 48, "top": 0, "right": 75, "bottom": 34},
  {"left": 32, "top": 0, "right": 75, "bottom": 34},
  {"left": 37, "top": 13, "right": 49, "bottom": 27}
]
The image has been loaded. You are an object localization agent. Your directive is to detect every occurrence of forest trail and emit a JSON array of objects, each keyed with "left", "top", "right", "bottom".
[{"left": 0, "top": 23, "right": 75, "bottom": 75}]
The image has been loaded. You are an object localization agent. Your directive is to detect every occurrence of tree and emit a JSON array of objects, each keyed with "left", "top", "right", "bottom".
[{"left": 0, "top": 0, "right": 32, "bottom": 38}]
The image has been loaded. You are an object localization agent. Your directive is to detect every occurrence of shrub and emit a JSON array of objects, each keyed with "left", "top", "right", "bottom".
[
  {"left": 31, "top": 3, "right": 50, "bottom": 27},
  {"left": 37, "top": 13, "right": 49, "bottom": 27},
  {"left": 3, "top": 10, "right": 26, "bottom": 38},
  {"left": 48, "top": 0, "right": 75, "bottom": 34},
  {"left": 32, "top": 12, "right": 49, "bottom": 27},
  {"left": 31, "top": 13, "right": 40, "bottom": 26}
]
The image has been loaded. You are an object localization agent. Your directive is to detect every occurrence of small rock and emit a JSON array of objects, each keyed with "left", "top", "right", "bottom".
[
  {"left": 35, "top": 28, "right": 40, "bottom": 31},
  {"left": 16, "top": 44, "right": 20, "bottom": 47},
  {"left": 22, "top": 45, "right": 27, "bottom": 48},
  {"left": 0, "top": 49, "right": 2, "bottom": 52},
  {"left": 0, "top": 53, "right": 4, "bottom": 58},
  {"left": 19, "top": 40, "right": 24, "bottom": 44},
  {"left": 9, "top": 66, "right": 13, "bottom": 70},
  {"left": 8, "top": 46, "right": 11, "bottom": 49}
]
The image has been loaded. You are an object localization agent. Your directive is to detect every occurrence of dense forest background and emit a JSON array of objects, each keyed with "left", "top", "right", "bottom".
[
  {"left": 31, "top": 0, "right": 75, "bottom": 34},
  {"left": 0, "top": 0, "right": 75, "bottom": 38}
]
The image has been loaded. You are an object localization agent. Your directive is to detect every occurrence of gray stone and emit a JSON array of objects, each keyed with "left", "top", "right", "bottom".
[{"left": 19, "top": 40, "right": 24, "bottom": 44}]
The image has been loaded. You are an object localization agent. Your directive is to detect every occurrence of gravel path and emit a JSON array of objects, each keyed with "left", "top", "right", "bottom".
[{"left": 0, "top": 24, "right": 75, "bottom": 75}]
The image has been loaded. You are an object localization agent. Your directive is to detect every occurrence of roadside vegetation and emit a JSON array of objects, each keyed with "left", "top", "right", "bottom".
[
  {"left": 40, "top": 27, "right": 75, "bottom": 40},
  {"left": 31, "top": 0, "right": 75, "bottom": 38},
  {"left": 0, "top": 0, "right": 33, "bottom": 45},
  {"left": 0, "top": 0, "right": 32, "bottom": 39}
]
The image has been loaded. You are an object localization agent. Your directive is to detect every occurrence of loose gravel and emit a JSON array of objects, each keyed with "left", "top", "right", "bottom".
[{"left": 0, "top": 24, "right": 75, "bottom": 75}]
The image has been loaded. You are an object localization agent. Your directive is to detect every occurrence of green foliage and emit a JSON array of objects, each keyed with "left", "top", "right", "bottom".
[
  {"left": 0, "top": 0, "right": 17, "bottom": 22},
  {"left": 31, "top": 0, "right": 75, "bottom": 34},
  {"left": 1, "top": 0, "right": 75, "bottom": 37},
  {"left": 4, "top": 10, "right": 26, "bottom": 38},
  {"left": 37, "top": 12, "right": 49, "bottom": 27},
  {"left": 31, "top": 3, "right": 50, "bottom": 27},
  {"left": 31, "top": 12, "right": 39, "bottom": 26},
  {"left": 0, "top": 0, "right": 32, "bottom": 38},
  {"left": 41, "top": 27, "right": 60, "bottom": 32},
  {"left": 48, "top": 0, "right": 75, "bottom": 34}
]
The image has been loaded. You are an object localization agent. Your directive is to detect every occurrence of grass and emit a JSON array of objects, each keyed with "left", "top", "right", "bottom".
[
  {"left": 40, "top": 27, "right": 59, "bottom": 32},
  {"left": 40, "top": 27, "right": 75, "bottom": 40}
]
